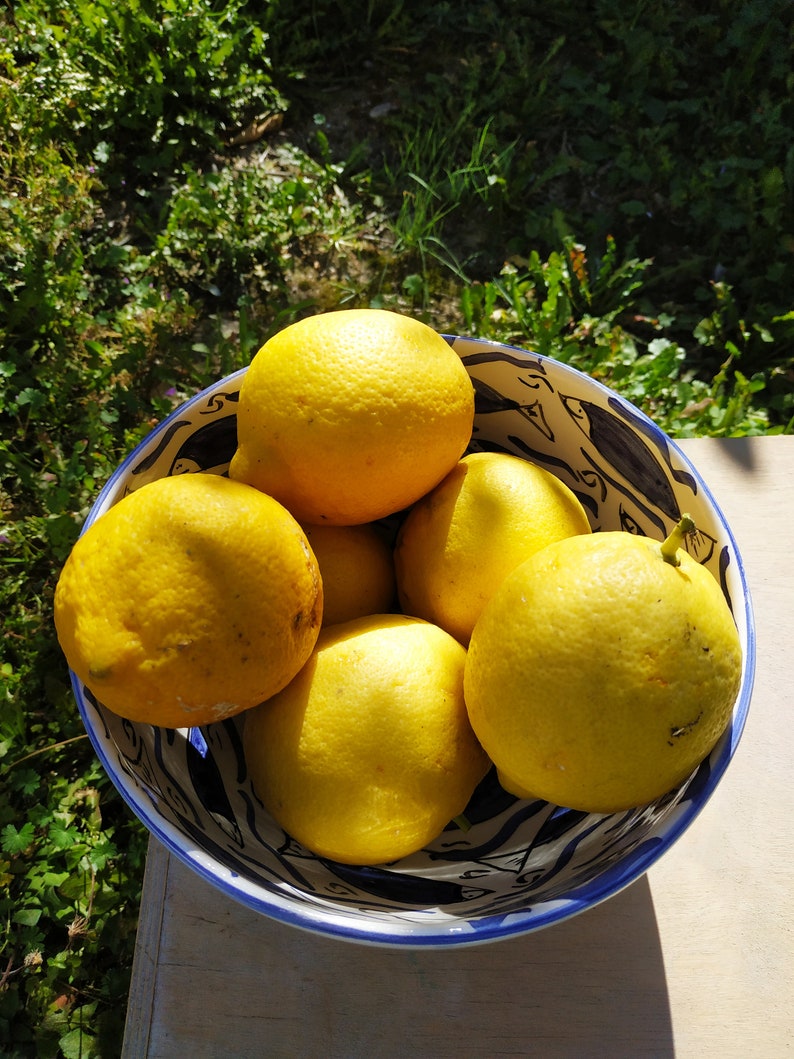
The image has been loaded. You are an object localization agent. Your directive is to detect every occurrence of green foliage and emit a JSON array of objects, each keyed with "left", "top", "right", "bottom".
[
  {"left": 0, "top": 0, "right": 792, "bottom": 1053},
  {"left": 289, "top": 0, "right": 794, "bottom": 373},
  {"left": 459, "top": 236, "right": 791, "bottom": 437},
  {"left": 9, "top": 0, "right": 286, "bottom": 180},
  {"left": 385, "top": 115, "right": 515, "bottom": 280},
  {"left": 0, "top": 751, "right": 144, "bottom": 1058},
  {"left": 155, "top": 142, "right": 366, "bottom": 300}
]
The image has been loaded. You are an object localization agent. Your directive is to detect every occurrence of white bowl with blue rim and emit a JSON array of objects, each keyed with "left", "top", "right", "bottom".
[{"left": 68, "top": 336, "right": 755, "bottom": 947}]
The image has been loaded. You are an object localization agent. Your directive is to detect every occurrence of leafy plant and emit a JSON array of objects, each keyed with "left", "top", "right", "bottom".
[
  {"left": 0, "top": 751, "right": 144, "bottom": 1057},
  {"left": 368, "top": 0, "right": 794, "bottom": 371},
  {"left": 459, "top": 238, "right": 788, "bottom": 438},
  {"left": 9, "top": 0, "right": 286, "bottom": 182},
  {"left": 154, "top": 140, "right": 367, "bottom": 301},
  {"left": 384, "top": 115, "right": 515, "bottom": 281}
]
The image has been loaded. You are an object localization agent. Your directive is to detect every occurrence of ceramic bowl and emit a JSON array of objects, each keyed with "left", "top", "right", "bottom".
[{"left": 69, "top": 336, "right": 755, "bottom": 947}]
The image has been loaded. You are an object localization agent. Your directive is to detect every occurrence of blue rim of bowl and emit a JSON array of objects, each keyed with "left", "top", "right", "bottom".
[{"left": 70, "top": 341, "right": 756, "bottom": 947}]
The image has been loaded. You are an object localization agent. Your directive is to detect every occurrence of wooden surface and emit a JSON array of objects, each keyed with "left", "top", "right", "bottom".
[{"left": 122, "top": 436, "right": 794, "bottom": 1059}]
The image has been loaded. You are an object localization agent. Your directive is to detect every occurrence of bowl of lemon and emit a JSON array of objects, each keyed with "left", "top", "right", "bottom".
[{"left": 56, "top": 310, "right": 754, "bottom": 946}]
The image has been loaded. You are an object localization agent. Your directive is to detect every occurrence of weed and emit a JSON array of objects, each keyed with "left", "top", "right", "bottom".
[
  {"left": 459, "top": 240, "right": 788, "bottom": 437},
  {"left": 10, "top": 0, "right": 286, "bottom": 182},
  {"left": 0, "top": 749, "right": 144, "bottom": 1057},
  {"left": 154, "top": 141, "right": 367, "bottom": 302},
  {"left": 384, "top": 114, "right": 515, "bottom": 280}
]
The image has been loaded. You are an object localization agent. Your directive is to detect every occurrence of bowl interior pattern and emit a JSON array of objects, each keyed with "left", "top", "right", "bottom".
[{"left": 71, "top": 337, "right": 754, "bottom": 946}]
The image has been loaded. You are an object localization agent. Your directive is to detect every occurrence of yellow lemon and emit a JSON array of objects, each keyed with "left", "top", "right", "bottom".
[
  {"left": 243, "top": 614, "right": 490, "bottom": 865},
  {"left": 394, "top": 451, "right": 591, "bottom": 644},
  {"left": 464, "top": 518, "right": 743, "bottom": 812},
  {"left": 229, "top": 308, "right": 475, "bottom": 525},
  {"left": 302, "top": 522, "right": 396, "bottom": 626},
  {"left": 54, "top": 473, "right": 323, "bottom": 728}
]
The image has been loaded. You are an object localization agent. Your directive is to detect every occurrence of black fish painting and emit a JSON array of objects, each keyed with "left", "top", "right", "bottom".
[
  {"left": 561, "top": 395, "right": 682, "bottom": 521},
  {"left": 560, "top": 395, "right": 718, "bottom": 562},
  {"left": 168, "top": 414, "right": 238, "bottom": 475},
  {"left": 319, "top": 859, "right": 487, "bottom": 907},
  {"left": 470, "top": 376, "right": 555, "bottom": 441}
]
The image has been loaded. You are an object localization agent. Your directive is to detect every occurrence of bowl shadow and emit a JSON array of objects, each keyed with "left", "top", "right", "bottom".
[
  {"left": 153, "top": 852, "right": 673, "bottom": 1058},
  {"left": 315, "top": 875, "right": 674, "bottom": 1058}
]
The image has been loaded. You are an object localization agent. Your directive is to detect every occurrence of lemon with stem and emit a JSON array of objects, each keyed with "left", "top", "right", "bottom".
[{"left": 464, "top": 515, "right": 743, "bottom": 812}]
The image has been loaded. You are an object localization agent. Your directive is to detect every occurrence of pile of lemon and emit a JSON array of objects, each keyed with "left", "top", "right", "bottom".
[{"left": 54, "top": 309, "right": 742, "bottom": 866}]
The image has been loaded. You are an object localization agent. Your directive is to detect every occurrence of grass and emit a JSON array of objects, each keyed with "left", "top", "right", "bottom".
[{"left": 1, "top": 1, "right": 792, "bottom": 1054}]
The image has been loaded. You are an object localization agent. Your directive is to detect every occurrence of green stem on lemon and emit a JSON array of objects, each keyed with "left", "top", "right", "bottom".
[
  {"left": 453, "top": 813, "right": 472, "bottom": 833},
  {"left": 660, "top": 514, "right": 697, "bottom": 566}
]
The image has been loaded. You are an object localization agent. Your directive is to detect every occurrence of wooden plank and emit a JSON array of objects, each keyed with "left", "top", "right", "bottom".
[
  {"left": 142, "top": 862, "right": 673, "bottom": 1059},
  {"left": 121, "top": 838, "right": 170, "bottom": 1059},
  {"left": 123, "top": 436, "right": 794, "bottom": 1058},
  {"left": 646, "top": 435, "right": 794, "bottom": 1057}
]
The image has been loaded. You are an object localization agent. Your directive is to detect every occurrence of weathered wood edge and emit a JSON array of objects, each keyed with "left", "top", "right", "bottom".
[{"left": 121, "top": 837, "right": 170, "bottom": 1059}]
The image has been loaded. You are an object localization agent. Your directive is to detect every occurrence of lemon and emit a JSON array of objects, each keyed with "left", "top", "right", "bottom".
[
  {"left": 229, "top": 309, "right": 475, "bottom": 525},
  {"left": 394, "top": 451, "right": 591, "bottom": 644},
  {"left": 302, "top": 522, "right": 396, "bottom": 626},
  {"left": 464, "top": 518, "right": 743, "bottom": 812},
  {"left": 54, "top": 473, "right": 323, "bottom": 728},
  {"left": 243, "top": 614, "right": 490, "bottom": 865}
]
